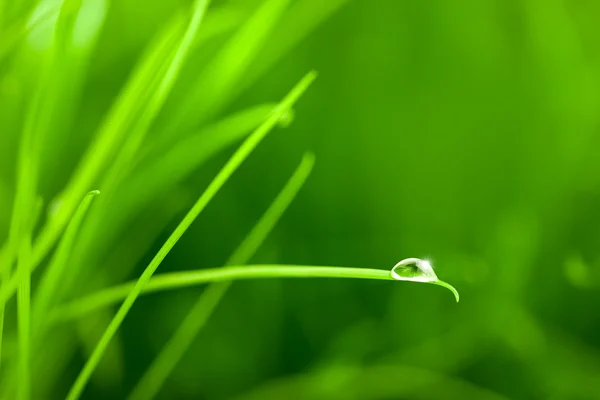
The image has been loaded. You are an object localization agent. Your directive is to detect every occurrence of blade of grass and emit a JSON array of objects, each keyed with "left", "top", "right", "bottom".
[
  {"left": 0, "top": 0, "right": 63, "bottom": 61},
  {"left": 33, "top": 190, "right": 99, "bottom": 331},
  {"left": 0, "top": 9, "right": 185, "bottom": 307},
  {"left": 57, "top": 0, "right": 212, "bottom": 306},
  {"left": 64, "top": 71, "right": 317, "bottom": 400},
  {"left": 96, "top": 0, "right": 212, "bottom": 192},
  {"left": 54, "top": 266, "right": 393, "bottom": 322},
  {"left": 242, "top": 0, "right": 349, "bottom": 92},
  {"left": 16, "top": 231, "right": 32, "bottom": 400},
  {"left": 129, "top": 152, "right": 315, "bottom": 400},
  {"left": 52, "top": 264, "right": 460, "bottom": 324},
  {"left": 0, "top": 244, "right": 13, "bottom": 369},
  {"left": 153, "top": 0, "right": 291, "bottom": 147},
  {"left": 125, "top": 103, "right": 276, "bottom": 216},
  {"left": 79, "top": 104, "right": 277, "bottom": 283}
]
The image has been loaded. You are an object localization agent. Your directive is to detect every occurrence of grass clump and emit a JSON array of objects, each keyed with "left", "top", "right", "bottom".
[{"left": 0, "top": 0, "right": 458, "bottom": 398}]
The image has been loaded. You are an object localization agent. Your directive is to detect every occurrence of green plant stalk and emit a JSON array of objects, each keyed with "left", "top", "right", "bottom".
[
  {"left": 128, "top": 152, "right": 315, "bottom": 400},
  {"left": 0, "top": 8, "right": 185, "bottom": 311},
  {"left": 0, "top": 0, "right": 83, "bottom": 308},
  {"left": 16, "top": 237, "right": 32, "bottom": 400},
  {"left": 64, "top": 71, "right": 317, "bottom": 400},
  {"left": 52, "top": 265, "right": 463, "bottom": 323},
  {"left": 0, "top": 244, "right": 13, "bottom": 369},
  {"left": 33, "top": 191, "right": 100, "bottom": 332},
  {"left": 97, "top": 0, "right": 212, "bottom": 195}
]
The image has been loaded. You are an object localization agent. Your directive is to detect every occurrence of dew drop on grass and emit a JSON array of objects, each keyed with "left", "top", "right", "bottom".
[
  {"left": 390, "top": 257, "right": 460, "bottom": 302},
  {"left": 391, "top": 258, "right": 438, "bottom": 282}
]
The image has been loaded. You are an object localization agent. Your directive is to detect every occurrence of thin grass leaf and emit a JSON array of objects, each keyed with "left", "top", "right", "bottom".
[
  {"left": 64, "top": 70, "right": 317, "bottom": 400},
  {"left": 16, "top": 232, "right": 32, "bottom": 400},
  {"left": 0, "top": 10, "right": 185, "bottom": 307},
  {"left": 72, "top": 104, "right": 275, "bottom": 283},
  {"left": 0, "top": 244, "right": 13, "bottom": 369},
  {"left": 194, "top": 4, "right": 245, "bottom": 46},
  {"left": 52, "top": 261, "right": 459, "bottom": 323},
  {"left": 33, "top": 190, "right": 99, "bottom": 331},
  {"left": 125, "top": 103, "right": 275, "bottom": 217},
  {"left": 242, "top": 0, "right": 349, "bottom": 91},
  {"left": 129, "top": 152, "right": 315, "bottom": 400},
  {"left": 154, "top": 0, "right": 292, "bottom": 147},
  {"left": 0, "top": 0, "right": 61, "bottom": 61},
  {"left": 97, "top": 0, "right": 212, "bottom": 193}
]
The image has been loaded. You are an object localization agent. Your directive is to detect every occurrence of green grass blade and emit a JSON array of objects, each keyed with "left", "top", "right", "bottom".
[
  {"left": 156, "top": 0, "right": 291, "bottom": 145},
  {"left": 242, "top": 0, "right": 349, "bottom": 91},
  {"left": 16, "top": 233, "right": 32, "bottom": 400},
  {"left": 98, "top": 0, "right": 212, "bottom": 192},
  {"left": 13, "top": 10, "right": 185, "bottom": 296},
  {"left": 53, "top": 265, "right": 393, "bottom": 322},
  {"left": 0, "top": 244, "right": 13, "bottom": 370},
  {"left": 128, "top": 152, "right": 315, "bottom": 400},
  {"left": 51, "top": 264, "right": 461, "bottom": 323},
  {"left": 64, "top": 71, "right": 317, "bottom": 400},
  {"left": 127, "top": 103, "right": 275, "bottom": 213},
  {"left": 33, "top": 190, "right": 99, "bottom": 331}
]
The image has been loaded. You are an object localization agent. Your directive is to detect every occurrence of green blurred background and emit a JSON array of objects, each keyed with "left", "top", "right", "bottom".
[{"left": 1, "top": 0, "right": 600, "bottom": 399}]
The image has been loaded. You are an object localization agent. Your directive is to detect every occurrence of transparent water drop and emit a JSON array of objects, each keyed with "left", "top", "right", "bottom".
[
  {"left": 391, "top": 258, "right": 438, "bottom": 282},
  {"left": 390, "top": 258, "right": 460, "bottom": 302}
]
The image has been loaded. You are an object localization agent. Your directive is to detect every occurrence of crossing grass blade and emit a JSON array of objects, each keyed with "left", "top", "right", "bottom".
[
  {"left": 64, "top": 71, "right": 317, "bottom": 400},
  {"left": 128, "top": 152, "right": 315, "bottom": 400}
]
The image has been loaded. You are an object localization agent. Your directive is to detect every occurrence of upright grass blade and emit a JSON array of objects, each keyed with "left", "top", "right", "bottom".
[
  {"left": 16, "top": 232, "right": 32, "bottom": 400},
  {"left": 242, "top": 0, "right": 349, "bottom": 92},
  {"left": 128, "top": 152, "right": 315, "bottom": 400},
  {"left": 154, "top": 0, "right": 291, "bottom": 146},
  {"left": 124, "top": 104, "right": 275, "bottom": 218},
  {"left": 0, "top": 244, "right": 13, "bottom": 369},
  {"left": 0, "top": 0, "right": 62, "bottom": 61},
  {"left": 33, "top": 190, "right": 99, "bottom": 331},
  {"left": 97, "top": 0, "right": 212, "bottom": 193},
  {"left": 0, "top": 8, "right": 185, "bottom": 306},
  {"left": 64, "top": 71, "right": 317, "bottom": 400}
]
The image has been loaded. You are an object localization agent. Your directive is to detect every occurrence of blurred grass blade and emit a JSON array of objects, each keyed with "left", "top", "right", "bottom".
[
  {"left": 0, "top": 1, "right": 60, "bottom": 61},
  {"left": 16, "top": 231, "right": 32, "bottom": 400},
  {"left": 128, "top": 152, "right": 315, "bottom": 400},
  {"left": 97, "top": 0, "right": 212, "bottom": 193},
  {"left": 242, "top": 0, "right": 349, "bottom": 91},
  {"left": 156, "top": 0, "right": 291, "bottom": 144},
  {"left": 128, "top": 103, "right": 275, "bottom": 213},
  {"left": 0, "top": 244, "right": 14, "bottom": 369},
  {"left": 61, "top": 104, "right": 276, "bottom": 300},
  {"left": 12, "top": 10, "right": 186, "bottom": 297},
  {"left": 64, "top": 71, "right": 317, "bottom": 400},
  {"left": 0, "top": 0, "right": 107, "bottom": 307},
  {"left": 33, "top": 190, "right": 100, "bottom": 331}
]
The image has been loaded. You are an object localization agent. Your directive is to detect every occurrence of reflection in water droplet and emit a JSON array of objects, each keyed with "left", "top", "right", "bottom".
[
  {"left": 390, "top": 258, "right": 460, "bottom": 302},
  {"left": 391, "top": 258, "right": 438, "bottom": 282}
]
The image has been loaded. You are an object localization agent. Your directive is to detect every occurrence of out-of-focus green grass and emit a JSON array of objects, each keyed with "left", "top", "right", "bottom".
[{"left": 1, "top": 0, "right": 600, "bottom": 399}]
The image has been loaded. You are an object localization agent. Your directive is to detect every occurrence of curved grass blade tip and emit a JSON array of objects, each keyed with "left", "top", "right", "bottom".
[{"left": 390, "top": 258, "right": 459, "bottom": 302}]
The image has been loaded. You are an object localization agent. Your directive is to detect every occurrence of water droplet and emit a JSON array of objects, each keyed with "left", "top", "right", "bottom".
[
  {"left": 391, "top": 258, "right": 438, "bottom": 282},
  {"left": 390, "top": 258, "right": 460, "bottom": 302}
]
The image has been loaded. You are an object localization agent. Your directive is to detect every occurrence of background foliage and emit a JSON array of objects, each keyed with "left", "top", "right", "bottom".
[{"left": 1, "top": 0, "right": 600, "bottom": 399}]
